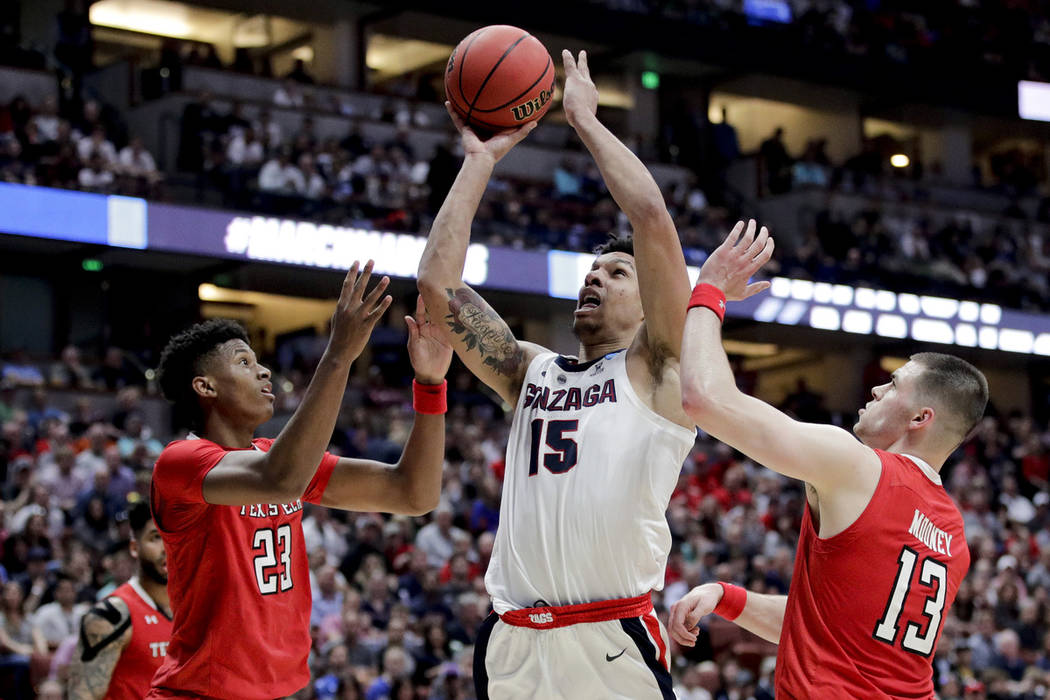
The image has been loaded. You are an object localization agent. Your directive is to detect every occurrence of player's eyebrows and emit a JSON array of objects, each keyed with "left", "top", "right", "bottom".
[{"left": 591, "top": 257, "right": 635, "bottom": 270}]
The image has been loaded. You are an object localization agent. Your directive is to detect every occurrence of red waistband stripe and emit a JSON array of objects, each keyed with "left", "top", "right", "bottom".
[{"left": 499, "top": 593, "right": 653, "bottom": 629}]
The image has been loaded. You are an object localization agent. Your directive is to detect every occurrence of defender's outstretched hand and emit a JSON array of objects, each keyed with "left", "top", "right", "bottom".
[
  {"left": 329, "top": 260, "right": 393, "bottom": 361},
  {"left": 561, "top": 50, "right": 598, "bottom": 128},
  {"left": 668, "top": 583, "right": 724, "bottom": 647},
  {"left": 445, "top": 102, "right": 536, "bottom": 164},
  {"left": 406, "top": 294, "right": 453, "bottom": 385},
  {"left": 697, "top": 219, "right": 775, "bottom": 301}
]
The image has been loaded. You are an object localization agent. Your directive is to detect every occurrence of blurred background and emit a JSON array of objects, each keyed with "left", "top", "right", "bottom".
[{"left": 2, "top": 0, "right": 1050, "bottom": 698}]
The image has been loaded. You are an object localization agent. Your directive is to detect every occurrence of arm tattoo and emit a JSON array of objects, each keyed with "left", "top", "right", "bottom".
[
  {"left": 445, "top": 287, "right": 524, "bottom": 376},
  {"left": 68, "top": 599, "right": 133, "bottom": 700}
]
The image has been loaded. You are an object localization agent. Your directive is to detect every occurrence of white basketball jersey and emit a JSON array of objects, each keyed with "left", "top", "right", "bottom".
[{"left": 486, "top": 350, "right": 696, "bottom": 614}]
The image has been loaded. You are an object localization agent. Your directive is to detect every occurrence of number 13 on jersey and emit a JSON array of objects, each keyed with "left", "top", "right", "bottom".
[{"left": 873, "top": 546, "right": 947, "bottom": 657}]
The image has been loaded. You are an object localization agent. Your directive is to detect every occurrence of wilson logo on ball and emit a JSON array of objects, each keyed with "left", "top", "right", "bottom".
[
  {"left": 446, "top": 54, "right": 455, "bottom": 75},
  {"left": 510, "top": 81, "right": 555, "bottom": 122}
]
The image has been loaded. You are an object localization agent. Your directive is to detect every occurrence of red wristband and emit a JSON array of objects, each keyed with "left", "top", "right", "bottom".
[
  {"left": 413, "top": 379, "right": 447, "bottom": 415},
  {"left": 714, "top": 582, "right": 747, "bottom": 621},
  {"left": 688, "top": 283, "right": 727, "bottom": 323}
]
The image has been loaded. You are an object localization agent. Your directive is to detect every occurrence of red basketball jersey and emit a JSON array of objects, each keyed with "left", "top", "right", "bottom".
[
  {"left": 146, "top": 437, "right": 336, "bottom": 700},
  {"left": 106, "top": 580, "right": 172, "bottom": 700},
  {"left": 776, "top": 450, "right": 970, "bottom": 699}
]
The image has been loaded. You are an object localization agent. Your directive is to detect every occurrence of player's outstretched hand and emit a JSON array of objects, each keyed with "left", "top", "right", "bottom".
[
  {"left": 445, "top": 102, "right": 536, "bottom": 165},
  {"left": 668, "top": 583, "right": 724, "bottom": 647},
  {"left": 561, "top": 50, "right": 597, "bottom": 129},
  {"left": 329, "top": 260, "right": 393, "bottom": 362},
  {"left": 697, "top": 219, "right": 775, "bottom": 301},
  {"left": 406, "top": 294, "right": 453, "bottom": 385}
]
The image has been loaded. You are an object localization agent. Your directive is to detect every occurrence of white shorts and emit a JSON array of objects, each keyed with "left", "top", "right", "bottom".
[{"left": 473, "top": 594, "right": 674, "bottom": 700}]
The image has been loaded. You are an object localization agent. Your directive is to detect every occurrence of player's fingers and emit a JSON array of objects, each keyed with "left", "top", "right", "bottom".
[
  {"left": 722, "top": 220, "right": 744, "bottom": 249},
  {"left": 341, "top": 261, "right": 360, "bottom": 297},
  {"left": 405, "top": 315, "right": 419, "bottom": 339},
  {"left": 351, "top": 259, "right": 374, "bottom": 300},
  {"left": 365, "top": 294, "right": 393, "bottom": 321},
  {"left": 747, "top": 237, "right": 775, "bottom": 271},
  {"left": 578, "top": 50, "right": 590, "bottom": 79},
  {"left": 747, "top": 225, "right": 769, "bottom": 258},
  {"left": 445, "top": 102, "right": 466, "bottom": 130},
  {"left": 738, "top": 218, "right": 757, "bottom": 250},
  {"left": 561, "top": 49, "right": 577, "bottom": 75},
  {"left": 415, "top": 294, "right": 427, "bottom": 323},
  {"left": 742, "top": 280, "right": 772, "bottom": 299},
  {"left": 363, "top": 275, "right": 391, "bottom": 308}
]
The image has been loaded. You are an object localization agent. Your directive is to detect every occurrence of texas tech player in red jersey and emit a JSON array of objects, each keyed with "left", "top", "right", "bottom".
[
  {"left": 669, "top": 220, "right": 988, "bottom": 698},
  {"left": 69, "top": 502, "right": 173, "bottom": 700},
  {"left": 147, "top": 265, "right": 451, "bottom": 699},
  {"left": 775, "top": 450, "right": 969, "bottom": 696}
]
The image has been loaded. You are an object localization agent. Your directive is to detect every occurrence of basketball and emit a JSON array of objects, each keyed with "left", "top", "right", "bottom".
[{"left": 445, "top": 25, "right": 556, "bottom": 133}]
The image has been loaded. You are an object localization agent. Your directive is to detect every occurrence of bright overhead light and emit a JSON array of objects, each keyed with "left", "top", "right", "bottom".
[
  {"left": 198, "top": 283, "right": 223, "bottom": 301},
  {"left": 90, "top": 0, "right": 193, "bottom": 38},
  {"left": 890, "top": 154, "right": 910, "bottom": 168}
]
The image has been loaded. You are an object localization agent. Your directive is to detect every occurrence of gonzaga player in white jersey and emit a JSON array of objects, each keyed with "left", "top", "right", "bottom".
[{"left": 419, "top": 50, "right": 696, "bottom": 699}]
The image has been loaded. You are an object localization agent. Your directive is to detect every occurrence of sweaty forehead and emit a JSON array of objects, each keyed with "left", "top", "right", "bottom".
[
  {"left": 592, "top": 253, "right": 636, "bottom": 268},
  {"left": 201, "top": 339, "right": 253, "bottom": 371}
]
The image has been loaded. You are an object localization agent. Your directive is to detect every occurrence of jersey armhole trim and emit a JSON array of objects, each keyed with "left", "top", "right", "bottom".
[{"left": 810, "top": 450, "right": 887, "bottom": 552}]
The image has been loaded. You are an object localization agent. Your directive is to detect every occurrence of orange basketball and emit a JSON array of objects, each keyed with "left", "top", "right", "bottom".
[{"left": 445, "top": 25, "right": 556, "bottom": 133}]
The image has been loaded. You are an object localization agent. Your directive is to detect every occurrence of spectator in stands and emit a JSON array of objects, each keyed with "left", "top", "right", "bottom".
[
  {"left": 760, "top": 126, "right": 792, "bottom": 194},
  {"left": 254, "top": 109, "right": 282, "bottom": 150},
  {"left": 0, "top": 581, "right": 46, "bottom": 699},
  {"left": 92, "top": 347, "right": 141, "bottom": 390},
  {"left": 286, "top": 58, "right": 315, "bottom": 84},
  {"left": 76, "top": 125, "right": 116, "bottom": 166},
  {"left": 414, "top": 501, "right": 466, "bottom": 568},
  {"left": 31, "top": 96, "right": 60, "bottom": 143},
  {"left": 274, "top": 79, "right": 306, "bottom": 108},
  {"left": 258, "top": 149, "right": 303, "bottom": 195},
  {"left": 77, "top": 151, "right": 114, "bottom": 192},
  {"left": 48, "top": 345, "right": 93, "bottom": 390},
  {"left": 298, "top": 153, "right": 328, "bottom": 200},
  {"left": 31, "top": 573, "right": 86, "bottom": 650}
]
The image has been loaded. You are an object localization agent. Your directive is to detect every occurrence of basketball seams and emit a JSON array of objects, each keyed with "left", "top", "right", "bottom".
[
  {"left": 472, "top": 54, "right": 554, "bottom": 113},
  {"left": 456, "top": 27, "right": 490, "bottom": 107},
  {"left": 464, "top": 31, "right": 531, "bottom": 123}
]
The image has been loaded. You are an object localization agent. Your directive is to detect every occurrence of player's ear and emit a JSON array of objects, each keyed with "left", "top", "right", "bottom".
[
  {"left": 129, "top": 537, "right": 139, "bottom": 561},
  {"left": 192, "top": 375, "right": 216, "bottom": 398},
  {"left": 910, "top": 406, "right": 935, "bottom": 431}
]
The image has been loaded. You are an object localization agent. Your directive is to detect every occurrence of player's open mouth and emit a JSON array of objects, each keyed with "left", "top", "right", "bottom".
[
  {"left": 262, "top": 384, "right": 275, "bottom": 400},
  {"left": 576, "top": 291, "right": 601, "bottom": 313}
]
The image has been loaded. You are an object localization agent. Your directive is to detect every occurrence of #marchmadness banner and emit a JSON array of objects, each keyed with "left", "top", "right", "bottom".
[{"left": 1, "top": 182, "right": 1048, "bottom": 356}]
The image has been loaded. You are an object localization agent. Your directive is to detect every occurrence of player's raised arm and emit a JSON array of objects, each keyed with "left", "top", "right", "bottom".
[
  {"left": 68, "top": 598, "right": 133, "bottom": 700},
  {"left": 669, "top": 582, "right": 787, "bottom": 645},
  {"left": 680, "top": 220, "right": 879, "bottom": 493},
  {"left": 320, "top": 296, "right": 451, "bottom": 516},
  {"left": 417, "top": 107, "right": 546, "bottom": 405},
  {"left": 199, "top": 261, "right": 393, "bottom": 506},
  {"left": 562, "top": 50, "right": 692, "bottom": 359}
]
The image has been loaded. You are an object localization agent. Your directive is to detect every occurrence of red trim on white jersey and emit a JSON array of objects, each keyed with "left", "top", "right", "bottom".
[
  {"left": 641, "top": 610, "right": 669, "bottom": 670},
  {"left": 499, "top": 593, "right": 652, "bottom": 629}
]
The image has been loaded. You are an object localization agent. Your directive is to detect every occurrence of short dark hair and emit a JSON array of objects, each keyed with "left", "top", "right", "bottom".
[
  {"left": 910, "top": 352, "right": 988, "bottom": 445},
  {"left": 593, "top": 233, "right": 634, "bottom": 257},
  {"left": 128, "top": 501, "right": 154, "bottom": 538},
  {"left": 157, "top": 319, "right": 248, "bottom": 429}
]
